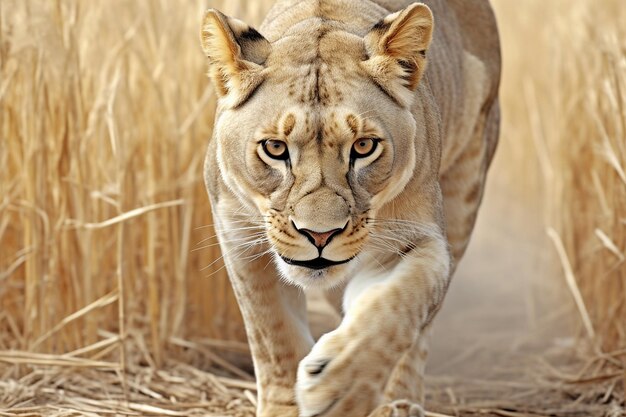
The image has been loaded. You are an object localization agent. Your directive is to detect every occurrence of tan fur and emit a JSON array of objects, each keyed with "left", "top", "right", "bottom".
[{"left": 200, "top": 1, "right": 500, "bottom": 416}]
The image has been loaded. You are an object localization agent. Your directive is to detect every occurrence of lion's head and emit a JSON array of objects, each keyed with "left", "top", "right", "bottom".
[{"left": 201, "top": 3, "right": 435, "bottom": 288}]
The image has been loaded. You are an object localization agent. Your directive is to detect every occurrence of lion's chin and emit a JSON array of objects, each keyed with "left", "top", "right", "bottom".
[{"left": 274, "top": 255, "right": 357, "bottom": 290}]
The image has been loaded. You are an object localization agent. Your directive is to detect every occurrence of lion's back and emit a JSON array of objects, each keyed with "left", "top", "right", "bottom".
[
  {"left": 445, "top": 0, "right": 501, "bottom": 99},
  {"left": 416, "top": 0, "right": 501, "bottom": 172}
]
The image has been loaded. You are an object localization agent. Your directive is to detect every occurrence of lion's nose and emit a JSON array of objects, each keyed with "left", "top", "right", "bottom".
[{"left": 296, "top": 227, "right": 343, "bottom": 249}]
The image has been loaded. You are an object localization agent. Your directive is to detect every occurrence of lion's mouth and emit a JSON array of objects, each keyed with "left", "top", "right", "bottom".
[{"left": 279, "top": 256, "right": 353, "bottom": 270}]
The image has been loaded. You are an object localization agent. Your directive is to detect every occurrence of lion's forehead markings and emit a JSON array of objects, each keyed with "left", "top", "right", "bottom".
[
  {"left": 282, "top": 114, "right": 297, "bottom": 137},
  {"left": 267, "top": 109, "right": 368, "bottom": 147},
  {"left": 346, "top": 114, "right": 359, "bottom": 136},
  {"left": 284, "top": 64, "right": 348, "bottom": 105},
  {"left": 272, "top": 23, "right": 365, "bottom": 106}
]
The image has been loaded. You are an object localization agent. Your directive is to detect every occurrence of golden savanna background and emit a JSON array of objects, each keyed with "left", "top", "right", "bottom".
[{"left": 1, "top": 0, "right": 624, "bottom": 416}]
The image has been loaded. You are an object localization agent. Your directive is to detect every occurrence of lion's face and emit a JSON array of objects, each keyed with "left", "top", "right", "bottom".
[{"left": 203, "top": 5, "right": 433, "bottom": 287}]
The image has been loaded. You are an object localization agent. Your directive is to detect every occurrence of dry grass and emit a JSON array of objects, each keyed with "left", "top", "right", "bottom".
[
  {"left": 0, "top": 0, "right": 272, "bottom": 361},
  {"left": 493, "top": 0, "right": 626, "bottom": 352},
  {"left": 0, "top": 0, "right": 625, "bottom": 415}
]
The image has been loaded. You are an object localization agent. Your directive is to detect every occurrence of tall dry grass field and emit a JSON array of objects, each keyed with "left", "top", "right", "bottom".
[
  {"left": 493, "top": 0, "right": 626, "bottom": 352},
  {"left": 0, "top": 0, "right": 274, "bottom": 370},
  {"left": 0, "top": 0, "right": 624, "bottom": 406}
]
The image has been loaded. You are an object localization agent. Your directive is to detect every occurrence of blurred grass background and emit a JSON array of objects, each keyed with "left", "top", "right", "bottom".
[
  {"left": 0, "top": 0, "right": 269, "bottom": 366},
  {"left": 493, "top": 0, "right": 626, "bottom": 351},
  {"left": 0, "top": 0, "right": 624, "bottom": 404}
]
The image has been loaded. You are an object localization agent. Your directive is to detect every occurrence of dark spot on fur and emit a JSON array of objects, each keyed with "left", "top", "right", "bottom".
[
  {"left": 371, "top": 80, "right": 402, "bottom": 107},
  {"left": 314, "top": 66, "right": 322, "bottom": 102},
  {"left": 283, "top": 114, "right": 296, "bottom": 137},
  {"left": 400, "top": 241, "right": 417, "bottom": 256},
  {"left": 346, "top": 114, "right": 359, "bottom": 136},
  {"left": 239, "top": 27, "right": 264, "bottom": 41},
  {"left": 372, "top": 19, "right": 391, "bottom": 33},
  {"left": 398, "top": 59, "right": 417, "bottom": 73},
  {"left": 465, "top": 183, "right": 482, "bottom": 203}
]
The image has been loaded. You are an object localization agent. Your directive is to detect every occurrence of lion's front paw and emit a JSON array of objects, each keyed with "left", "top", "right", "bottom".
[
  {"left": 367, "top": 400, "right": 425, "bottom": 417},
  {"left": 295, "top": 332, "right": 385, "bottom": 417}
]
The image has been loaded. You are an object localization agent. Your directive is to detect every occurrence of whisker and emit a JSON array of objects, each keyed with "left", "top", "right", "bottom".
[
  {"left": 195, "top": 227, "right": 266, "bottom": 245},
  {"left": 192, "top": 232, "right": 267, "bottom": 252},
  {"left": 194, "top": 219, "right": 264, "bottom": 230},
  {"left": 263, "top": 256, "right": 275, "bottom": 271},
  {"left": 205, "top": 263, "right": 228, "bottom": 278},
  {"left": 228, "top": 237, "right": 269, "bottom": 254},
  {"left": 370, "top": 239, "right": 426, "bottom": 261},
  {"left": 362, "top": 252, "right": 387, "bottom": 271},
  {"left": 366, "top": 218, "right": 437, "bottom": 227},
  {"left": 370, "top": 233, "right": 415, "bottom": 248},
  {"left": 369, "top": 238, "right": 401, "bottom": 254},
  {"left": 200, "top": 254, "right": 226, "bottom": 272},
  {"left": 199, "top": 236, "right": 268, "bottom": 271},
  {"left": 369, "top": 224, "right": 441, "bottom": 241},
  {"left": 239, "top": 248, "right": 273, "bottom": 263},
  {"left": 194, "top": 213, "right": 270, "bottom": 229}
]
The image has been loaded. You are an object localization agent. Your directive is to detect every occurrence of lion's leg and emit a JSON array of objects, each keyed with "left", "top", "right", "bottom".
[
  {"left": 370, "top": 100, "right": 500, "bottom": 416},
  {"left": 362, "top": 327, "right": 431, "bottom": 417},
  {"left": 295, "top": 227, "right": 450, "bottom": 417},
  {"left": 381, "top": 325, "right": 431, "bottom": 404},
  {"left": 226, "top": 255, "right": 314, "bottom": 417},
  {"left": 217, "top": 214, "right": 314, "bottom": 417}
]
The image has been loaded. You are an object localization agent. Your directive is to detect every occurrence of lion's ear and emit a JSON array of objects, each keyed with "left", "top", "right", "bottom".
[
  {"left": 362, "top": 3, "right": 433, "bottom": 107},
  {"left": 200, "top": 9, "right": 271, "bottom": 107}
]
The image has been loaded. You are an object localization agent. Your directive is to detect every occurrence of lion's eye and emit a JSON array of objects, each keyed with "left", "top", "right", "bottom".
[
  {"left": 351, "top": 138, "right": 378, "bottom": 159},
  {"left": 263, "top": 140, "right": 289, "bottom": 160}
]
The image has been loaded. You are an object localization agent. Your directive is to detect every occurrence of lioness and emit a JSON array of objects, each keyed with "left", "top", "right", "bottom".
[{"left": 200, "top": 0, "right": 500, "bottom": 416}]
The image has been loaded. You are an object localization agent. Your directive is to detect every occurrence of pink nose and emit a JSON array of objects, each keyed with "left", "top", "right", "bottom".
[{"left": 298, "top": 228, "right": 343, "bottom": 249}]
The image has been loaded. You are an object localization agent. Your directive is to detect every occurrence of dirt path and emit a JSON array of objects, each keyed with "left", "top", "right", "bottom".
[
  {"left": 423, "top": 159, "right": 613, "bottom": 416},
  {"left": 429, "top": 173, "right": 550, "bottom": 377}
]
